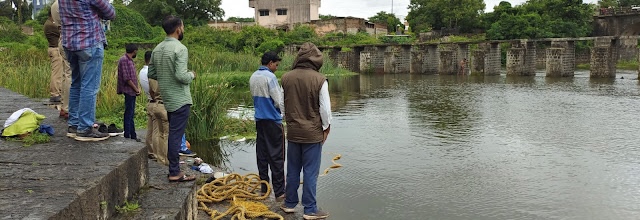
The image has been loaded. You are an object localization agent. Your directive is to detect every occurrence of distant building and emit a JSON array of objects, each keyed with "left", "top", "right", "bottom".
[
  {"left": 249, "top": 0, "right": 320, "bottom": 29},
  {"left": 311, "top": 17, "right": 387, "bottom": 36}
]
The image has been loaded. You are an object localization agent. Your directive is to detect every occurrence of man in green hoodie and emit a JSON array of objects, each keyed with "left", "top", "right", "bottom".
[{"left": 280, "top": 42, "right": 331, "bottom": 220}]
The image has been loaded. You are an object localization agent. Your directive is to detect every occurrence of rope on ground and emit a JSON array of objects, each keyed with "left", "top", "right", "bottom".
[{"left": 197, "top": 173, "right": 284, "bottom": 220}]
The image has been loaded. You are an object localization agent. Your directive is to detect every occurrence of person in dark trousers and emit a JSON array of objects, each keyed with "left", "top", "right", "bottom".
[
  {"left": 249, "top": 51, "right": 285, "bottom": 201},
  {"left": 280, "top": 42, "right": 332, "bottom": 220},
  {"left": 117, "top": 44, "right": 141, "bottom": 142},
  {"left": 148, "top": 16, "right": 196, "bottom": 182}
]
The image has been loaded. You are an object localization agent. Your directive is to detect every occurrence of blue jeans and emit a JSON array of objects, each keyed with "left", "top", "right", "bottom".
[
  {"left": 168, "top": 104, "right": 190, "bottom": 177},
  {"left": 123, "top": 94, "right": 137, "bottom": 139},
  {"left": 284, "top": 141, "right": 323, "bottom": 214},
  {"left": 65, "top": 44, "right": 104, "bottom": 132}
]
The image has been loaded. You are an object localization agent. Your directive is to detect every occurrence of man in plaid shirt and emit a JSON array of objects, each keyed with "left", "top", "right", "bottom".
[
  {"left": 59, "top": 0, "right": 115, "bottom": 141},
  {"left": 117, "top": 44, "right": 141, "bottom": 142}
]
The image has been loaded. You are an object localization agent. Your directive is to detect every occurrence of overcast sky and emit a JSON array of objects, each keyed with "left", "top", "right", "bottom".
[{"left": 221, "top": 0, "right": 599, "bottom": 21}]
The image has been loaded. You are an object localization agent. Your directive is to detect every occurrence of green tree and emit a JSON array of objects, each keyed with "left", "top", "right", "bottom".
[
  {"left": 227, "top": 17, "right": 254, "bottom": 22},
  {"left": 319, "top": 14, "right": 335, "bottom": 20},
  {"left": 407, "top": 0, "right": 485, "bottom": 33},
  {"left": 129, "top": 0, "right": 224, "bottom": 26},
  {"left": 129, "top": 0, "right": 177, "bottom": 26},
  {"left": 484, "top": 0, "right": 594, "bottom": 40},
  {"left": 0, "top": 16, "right": 25, "bottom": 43},
  {"left": 619, "top": 0, "right": 640, "bottom": 7},
  {"left": 368, "top": 11, "right": 403, "bottom": 33},
  {"left": 598, "top": 0, "right": 619, "bottom": 7}
]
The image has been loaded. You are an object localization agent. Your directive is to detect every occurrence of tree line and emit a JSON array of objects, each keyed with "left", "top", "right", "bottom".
[{"left": 0, "top": 0, "right": 623, "bottom": 44}]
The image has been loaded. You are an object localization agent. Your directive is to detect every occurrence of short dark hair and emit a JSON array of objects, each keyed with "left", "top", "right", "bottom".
[
  {"left": 162, "top": 16, "right": 183, "bottom": 35},
  {"left": 144, "top": 51, "right": 152, "bottom": 63},
  {"left": 261, "top": 51, "right": 282, "bottom": 65},
  {"left": 125, "top": 44, "right": 138, "bottom": 53}
]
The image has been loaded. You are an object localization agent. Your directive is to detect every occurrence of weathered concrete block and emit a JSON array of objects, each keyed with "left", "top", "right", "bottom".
[
  {"left": 471, "top": 50, "right": 485, "bottom": 75},
  {"left": 425, "top": 45, "right": 439, "bottom": 74},
  {"left": 507, "top": 48, "right": 526, "bottom": 76},
  {"left": 546, "top": 48, "right": 565, "bottom": 77},
  {"left": 410, "top": 46, "right": 424, "bottom": 74},
  {"left": 438, "top": 50, "right": 456, "bottom": 75},
  {"left": 384, "top": 45, "right": 411, "bottom": 74},
  {"left": 485, "top": 43, "right": 501, "bottom": 76},
  {"left": 591, "top": 46, "right": 617, "bottom": 78}
]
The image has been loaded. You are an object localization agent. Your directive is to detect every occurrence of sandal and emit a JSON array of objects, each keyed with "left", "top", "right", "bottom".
[{"left": 168, "top": 174, "right": 196, "bottom": 182}]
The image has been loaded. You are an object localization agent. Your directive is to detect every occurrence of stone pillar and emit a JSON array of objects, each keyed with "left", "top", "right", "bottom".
[
  {"left": 438, "top": 50, "right": 456, "bottom": 75},
  {"left": 485, "top": 43, "right": 501, "bottom": 76},
  {"left": 471, "top": 49, "right": 485, "bottom": 75},
  {"left": 507, "top": 41, "right": 536, "bottom": 76},
  {"left": 353, "top": 46, "right": 364, "bottom": 73},
  {"left": 425, "top": 44, "right": 439, "bottom": 74},
  {"left": 410, "top": 45, "right": 424, "bottom": 74},
  {"left": 546, "top": 41, "right": 575, "bottom": 77},
  {"left": 507, "top": 48, "right": 525, "bottom": 76},
  {"left": 384, "top": 45, "right": 411, "bottom": 74},
  {"left": 458, "top": 43, "right": 470, "bottom": 75},
  {"left": 373, "top": 46, "right": 386, "bottom": 73},
  {"left": 590, "top": 37, "right": 618, "bottom": 78},
  {"left": 524, "top": 41, "right": 537, "bottom": 75},
  {"left": 360, "top": 46, "right": 374, "bottom": 73},
  {"left": 546, "top": 48, "right": 564, "bottom": 77}
]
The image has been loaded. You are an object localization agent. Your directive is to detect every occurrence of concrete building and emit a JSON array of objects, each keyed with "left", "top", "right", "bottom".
[{"left": 249, "top": 0, "right": 320, "bottom": 29}]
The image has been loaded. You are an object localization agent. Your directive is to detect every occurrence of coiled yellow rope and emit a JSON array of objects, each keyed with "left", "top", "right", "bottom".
[{"left": 197, "top": 173, "right": 284, "bottom": 220}]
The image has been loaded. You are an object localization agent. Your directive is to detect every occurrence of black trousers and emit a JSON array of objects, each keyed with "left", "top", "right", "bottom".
[
  {"left": 255, "top": 120, "right": 285, "bottom": 197},
  {"left": 167, "top": 104, "right": 190, "bottom": 177}
]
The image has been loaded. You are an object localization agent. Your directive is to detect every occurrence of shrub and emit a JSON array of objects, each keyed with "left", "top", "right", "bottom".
[{"left": 0, "top": 16, "right": 26, "bottom": 43}]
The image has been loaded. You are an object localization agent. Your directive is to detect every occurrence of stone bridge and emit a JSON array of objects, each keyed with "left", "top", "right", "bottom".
[
  {"left": 594, "top": 9, "right": 640, "bottom": 36},
  {"left": 314, "top": 36, "right": 640, "bottom": 78}
]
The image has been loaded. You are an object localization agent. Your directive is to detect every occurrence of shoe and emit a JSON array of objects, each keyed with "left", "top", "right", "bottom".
[
  {"left": 98, "top": 124, "right": 108, "bottom": 133},
  {"left": 303, "top": 209, "right": 329, "bottom": 220},
  {"left": 66, "top": 126, "right": 77, "bottom": 138},
  {"left": 74, "top": 128, "right": 109, "bottom": 142},
  {"left": 59, "top": 110, "right": 68, "bottom": 119},
  {"left": 132, "top": 137, "right": 142, "bottom": 142},
  {"left": 280, "top": 204, "right": 295, "bottom": 213},
  {"left": 49, "top": 96, "right": 61, "bottom": 103},
  {"left": 179, "top": 149, "right": 197, "bottom": 157},
  {"left": 276, "top": 195, "right": 285, "bottom": 202},
  {"left": 107, "top": 124, "right": 124, "bottom": 137}
]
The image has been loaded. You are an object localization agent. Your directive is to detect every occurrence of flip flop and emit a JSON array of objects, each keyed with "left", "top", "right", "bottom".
[{"left": 168, "top": 174, "right": 196, "bottom": 182}]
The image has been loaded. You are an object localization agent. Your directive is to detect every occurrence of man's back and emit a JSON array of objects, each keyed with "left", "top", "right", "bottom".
[
  {"left": 149, "top": 37, "right": 193, "bottom": 112},
  {"left": 282, "top": 43, "right": 326, "bottom": 143},
  {"left": 59, "top": 0, "right": 114, "bottom": 51}
]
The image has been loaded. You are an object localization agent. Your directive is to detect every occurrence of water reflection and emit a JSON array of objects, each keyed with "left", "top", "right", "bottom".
[{"left": 189, "top": 139, "right": 231, "bottom": 167}]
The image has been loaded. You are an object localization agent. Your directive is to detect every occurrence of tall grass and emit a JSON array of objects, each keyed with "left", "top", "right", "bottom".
[{"left": 186, "top": 77, "right": 232, "bottom": 141}]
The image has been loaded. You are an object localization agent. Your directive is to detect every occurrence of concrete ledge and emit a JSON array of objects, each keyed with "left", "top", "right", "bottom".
[
  {"left": 0, "top": 87, "right": 148, "bottom": 220},
  {"left": 117, "top": 160, "right": 198, "bottom": 220}
]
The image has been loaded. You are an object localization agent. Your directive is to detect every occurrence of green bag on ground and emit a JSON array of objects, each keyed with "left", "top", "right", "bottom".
[{"left": 2, "top": 111, "right": 46, "bottom": 137}]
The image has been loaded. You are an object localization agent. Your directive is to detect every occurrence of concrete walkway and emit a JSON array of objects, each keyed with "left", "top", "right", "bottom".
[{"left": 0, "top": 87, "right": 151, "bottom": 219}]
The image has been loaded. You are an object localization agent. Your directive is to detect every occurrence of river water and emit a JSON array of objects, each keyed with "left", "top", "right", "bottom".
[{"left": 196, "top": 70, "right": 640, "bottom": 219}]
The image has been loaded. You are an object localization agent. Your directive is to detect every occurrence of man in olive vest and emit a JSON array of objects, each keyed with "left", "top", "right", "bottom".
[{"left": 280, "top": 42, "right": 331, "bottom": 220}]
